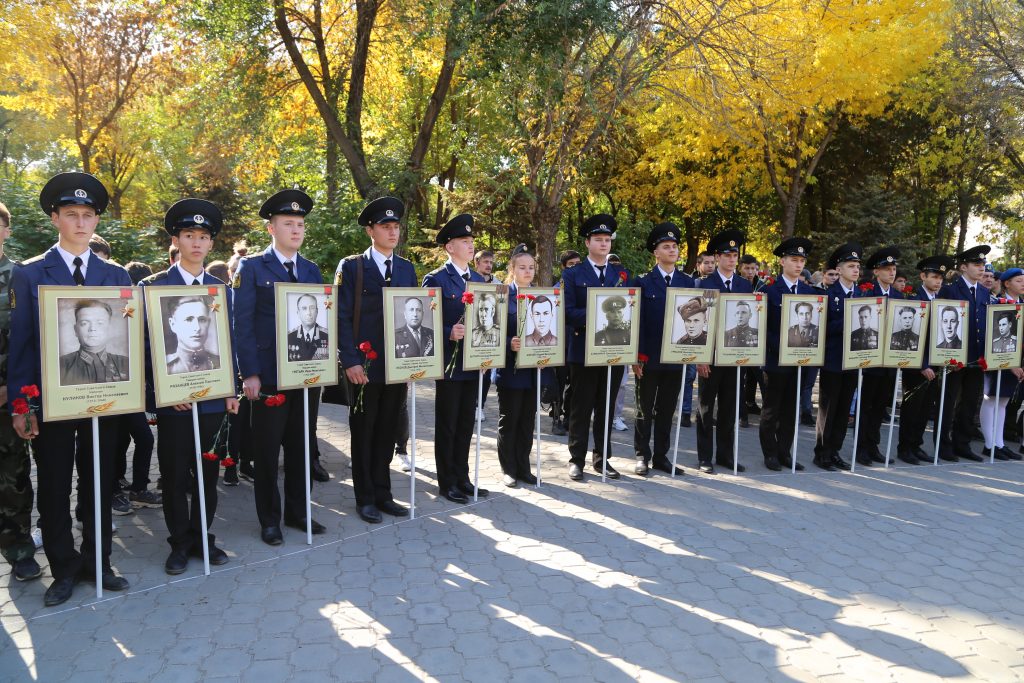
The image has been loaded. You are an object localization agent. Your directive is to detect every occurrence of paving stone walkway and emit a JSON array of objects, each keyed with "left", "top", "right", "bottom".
[{"left": 2, "top": 382, "right": 1024, "bottom": 682}]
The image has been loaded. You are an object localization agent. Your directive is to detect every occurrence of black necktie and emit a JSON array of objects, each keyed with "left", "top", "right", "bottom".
[
  {"left": 72, "top": 256, "right": 85, "bottom": 286},
  {"left": 597, "top": 265, "right": 606, "bottom": 284},
  {"left": 665, "top": 275, "right": 671, "bottom": 286},
  {"left": 284, "top": 261, "right": 297, "bottom": 283},
  {"left": 724, "top": 280, "right": 731, "bottom": 292},
  {"left": 791, "top": 284, "right": 797, "bottom": 294},
  {"left": 970, "top": 285, "right": 976, "bottom": 301},
  {"left": 192, "top": 278, "right": 201, "bottom": 286},
  {"left": 384, "top": 258, "right": 392, "bottom": 285},
  {"left": 461, "top": 272, "right": 470, "bottom": 283}
]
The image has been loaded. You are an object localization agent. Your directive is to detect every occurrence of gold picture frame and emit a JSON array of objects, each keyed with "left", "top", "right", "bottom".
[
  {"left": 584, "top": 286, "right": 640, "bottom": 367},
  {"left": 882, "top": 298, "right": 928, "bottom": 369},
  {"left": 383, "top": 287, "right": 445, "bottom": 383},
  {"left": 842, "top": 296, "right": 886, "bottom": 371},
  {"left": 514, "top": 286, "right": 565, "bottom": 369},
  {"left": 714, "top": 293, "right": 766, "bottom": 367},
  {"left": 928, "top": 298, "right": 969, "bottom": 367},
  {"left": 462, "top": 282, "right": 508, "bottom": 371},
  {"left": 985, "top": 302, "right": 1023, "bottom": 370},
  {"left": 659, "top": 288, "right": 718, "bottom": 365},
  {"left": 778, "top": 293, "right": 827, "bottom": 367},
  {"left": 274, "top": 283, "right": 339, "bottom": 391}
]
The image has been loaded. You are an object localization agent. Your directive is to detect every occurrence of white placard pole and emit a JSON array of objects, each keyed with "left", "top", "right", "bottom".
[
  {"left": 190, "top": 404, "right": 211, "bottom": 574},
  {"left": 670, "top": 364, "right": 687, "bottom": 478},
  {"left": 791, "top": 366, "right": 802, "bottom": 474},
  {"left": 602, "top": 367, "right": 612, "bottom": 483},
  {"left": 884, "top": 369, "right": 901, "bottom": 468},
  {"left": 535, "top": 368, "right": 542, "bottom": 487},
  {"left": 733, "top": 368, "right": 741, "bottom": 475},
  {"left": 91, "top": 417, "right": 104, "bottom": 597},
  {"left": 990, "top": 371, "right": 1003, "bottom": 464},
  {"left": 302, "top": 389, "right": 312, "bottom": 545},
  {"left": 933, "top": 371, "right": 948, "bottom": 465},
  {"left": 851, "top": 369, "right": 864, "bottom": 473},
  {"left": 409, "top": 383, "right": 417, "bottom": 519},
  {"left": 473, "top": 370, "right": 483, "bottom": 501}
]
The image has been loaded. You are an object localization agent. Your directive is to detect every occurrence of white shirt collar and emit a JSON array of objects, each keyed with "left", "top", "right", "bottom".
[
  {"left": 878, "top": 285, "right": 890, "bottom": 295},
  {"left": 924, "top": 289, "right": 938, "bottom": 300},
  {"left": 55, "top": 243, "right": 92, "bottom": 279},
  {"left": 272, "top": 247, "right": 298, "bottom": 269},
  {"left": 657, "top": 265, "right": 675, "bottom": 281},
  {"left": 587, "top": 257, "right": 608, "bottom": 275},
  {"left": 781, "top": 274, "right": 799, "bottom": 290},
  {"left": 961, "top": 274, "right": 978, "bottom": 288},
  {"left": 370, "top": 247, "right": 392, "bottom": 278},
  {"left": 446, "top": 259, "right": 470, "bottom": 279},
  {"left": 175, "top": 262, "right": 206, "bottom": 284}
]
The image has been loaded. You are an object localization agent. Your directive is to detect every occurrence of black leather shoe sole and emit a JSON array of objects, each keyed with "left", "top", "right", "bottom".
[
  {"left": 311, "top": 461, "right": 330, "bottom": 482},
  {"left": 378, "top": 500, "right": 409, "bottom": 517},
  {"left": 764, "top": 457, "right": 782, "bottom": 472},
  {"left": 261, "top": 526, "right": 284, "bottom": 545},
  {"left": 44, "top": 577, "right": 78, "bottom": 606},
  {"left": 285, "top": 518, "right": 326, "bottom": 534},
  {"left": 457, "top": 482, "right": 489, "bottom": 498},
  {"left": 165, "top": 551, "right": 189, "bottom": 575},
  {"left": 568, "top": 465, "right": 584, "bottom": 481},
  {"left": 81, "top": 572, "right": 129, "bottom": 591},
  {"left": 716, "top": 460, "right": 745, "bottom": 472},
  {"left": 592, "top": 464, "right": 620, "bottom": 479},
  {"left": 443, "top": 487, "right": 469, "bottom": 504},
  {"left": 356, "top": 506, "right": 383, "bottom": 523},
  {"left": 813, "top": 458, "right": 836, "bottom": 471},
  {"left": 188, "top": 545, "right": 229, "bottom": 565}
]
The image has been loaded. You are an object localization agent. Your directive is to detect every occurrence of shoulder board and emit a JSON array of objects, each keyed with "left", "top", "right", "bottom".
[
  {"left": 206, "top": 273, "right": 227, "bottom": 286},
  {"left": 21, "top": 253, "right": 45, "bottom": 266},
  {"left": 140, "top": 271, "right": 170, "bottom": 286}
]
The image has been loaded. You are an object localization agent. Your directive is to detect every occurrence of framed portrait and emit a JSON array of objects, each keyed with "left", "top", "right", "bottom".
[
  {"left": 842, "top": 297, "right": 886, "bottom": 370},
  {"left": 515, "top": 286, "right": 565, "bottom": 369},
  {"left": 273, "top": 283, "right": 339, "bottom": 391},
  {"left": 462, "top": 282, "right": 508, "bottom": 371},
  {"left": 985, "top": 302, "right": 1023, "bottom": 370},
  {"left": 928, "top": 299, "right": 969, "bottom": 367},
  {"left": 383, "top": 287, "right": 444, "bottom": 383},
  {"left": 714, "top": 293, "right": 766, "bottom": 367},
  {"left": 38, "top": 286, "right": 146, "bottom": 421},
  {"left": 143, "top": 285, "right": 237, "bottom": 407},
  {"left": 584, "top": 286, "right": 640, "bottom": 366},
  {"left": 882, "top": 298, "right": 929, "bottom": 369},
  {"left": 660, "top": 288, "right": 719, "bottom": 365},
  {"left": 778, "top": 294, "right": 826, "bottom": 367}
]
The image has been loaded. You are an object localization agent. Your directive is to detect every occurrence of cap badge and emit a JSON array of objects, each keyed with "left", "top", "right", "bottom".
[
  {"left": 194, "top": 214, "right": 205, "bottom": 224},
  {"left": 74, "top": 189, "right": 87, "bottom": 199},
  {"left": 886, "top": 256, "right": 894, "bottom": 262},
  {"left": 852, "top": 251, "right": 858, "bottom": 258},
  {"left": 729, "top": 240, "right": 736, "bottom": 247},
  {"left": 797, "top": 246, "right": 804, "bottom": 254},
  {"left": 385, "top": 209, "right": 394, "bottom": 217},
  {"left": 599, "top": 224, "right": 607, "bottom": 231},
  {"left": 940, "top": 265, "right": 947, "bottom": 272},
  {"left": 464, "top": 226, "right": 470, "bottom": 233},
  {"left": 290, "top": 202, "right": 300, "bottom": 211},
  {"left": 668, "top": 232, "right": 675, "bottom": 238}
]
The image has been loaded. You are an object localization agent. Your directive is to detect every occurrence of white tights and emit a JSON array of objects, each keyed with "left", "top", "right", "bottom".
[{"left": 980, "top": 396, "right": 1008, "bottom": 449}]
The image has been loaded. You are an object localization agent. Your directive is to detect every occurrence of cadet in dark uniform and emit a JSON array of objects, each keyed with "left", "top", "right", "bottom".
[
  {"left": 897, "top": 255, "right": 953, "bottom": 465},
  {"left": 0, "top": 200, "right": 40, "bottom": 582},
  {"left": 140, "top": 198, "right": 239, "bottom": 574},
  {"left": 939, "top": 245, "right": 990, "bottom": 462},
  {"left": 7, "top": 172, "right": 132, "bottom": 606},
  {"left": 563, "top": 215, "right": 629, "bottom": 480},
  {"left": 855, "top": 247, "right": 903, "bottom": 467},
  {"left": 814, "top": 243, "right": 862, "bottom": 471},
  {"left": 337, "top": 197, "right": 416, "bottom": 523},
  {"left": 423, "top": 213, "right": 488, "bottom": 502},
  {"left": 286, "top": 293, "right": 330, "bottom": 361},
  {"left": 233, "top": 189, "right": 327, "bottom": 545},
  {"left": 695, "top": 230, "right": 751, "bottom": 473},
  {"left": 759, "top": 237, "right": 815, "bottom": 471},
  {"left": 633, "top": 222, "right": 693, "bottom": 476},
  {"left": 594, "top": 296, "right": 630, "bottom": 345}
]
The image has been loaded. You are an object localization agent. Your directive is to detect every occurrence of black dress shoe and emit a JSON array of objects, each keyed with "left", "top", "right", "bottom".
[
  {"left": 698, "top": 462, "right": 714, "bottom": 474},
  {"left": 764, "top": 456, "right": 782, "bottom": 472},
  {"left": 746, "top": 402, "right": 762, "bottom": 415},
  {"left": 855, "top": 452, "right": 873, "bottom": 467},
  {"left": 239, "top": 461, "right": 256, "bottom": 482},
  {"left": 938, "top": 451, "right": 959, "bottom": 462},
  {"left": 592, "top": 461, "right": 620, "bottom": 479},
  {"left": 311, "top": 459, "right": 331, "bottom": 482},
  {"left": 568, "top": 463, "right": 584, "bottom": 481},
  {"left": 44, "top": 577, "right": 78, "bottom": 607},
  {"left": 812, "top": 456, "right": 836, "bottom": 472},
  {"left": 715, "top": 458, "right": 745, "bottom": 473},
  {"left": 957, "top": 450, "right": 984, "bottom": 462},
  {"left": 165, "top": 550, "right": 189, "bottom": 575},
  {"left": 357, "top": 505, "right": 383, "bottom": 523},
  {"left": 870, "top": 449, "right": 886, "bottom": 464},
  {"left": 680, "top": 414, "right": 692, "bottom": 428},
  {"left": 13, "top": 557, "right": 42, "bottom": 581},
  {"left": 551, "top": 421, "right": 568, "bottom": 436},
  {"left": 779, "top": 457, "right": 804, "bottom": 471},
  {"left": 285, "top": 517, "right": 326, "bottom": 534},
  {"left": 831, "top": 454, "right": 851, "bottom": 471},
  {"left": 81, "top": 570, "right": 129, "bottom": 591},
  {"left": 1003, "top": 447, "right": 1022, "bottom": 461},
  {"left": 443, "top": 487, "right": 469, "bottom": 504},
  {"left": 739, "top": 417, "right": 750, "bottom": 428},
  {"left": 897, "top": 451, "right": 921, "bottom": 465},
  {"left": 912, "top": 447, "right": 930, "bottom": 461},
  {"left": 994, "top": 447, "right": 1012, "bottom": 461},
  {"left": 261, "top": 526, "right": 284, "bottom": 545},
  {"left": 189, "top": 544, "right": 229, "bottom": 565},
  {"left": 518, "top": 472, "right": 538, "bottom": 485},
  {"left": 223, "top": 465, "right": 239, "bottom": 486},
  {"left": 378, "top": 500, "right": 410, "bottom": 517},
  {"left": 651, "top": 460, "right": 685, "bottom": 476},
  {"left": 457, "top": 481, "right": 489, "bottom": 498}
]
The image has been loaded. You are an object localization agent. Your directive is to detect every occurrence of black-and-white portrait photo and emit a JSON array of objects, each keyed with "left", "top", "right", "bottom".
[
  {"left": 471, "top": 292, "right": 500, "bottom": 348},
  {"left": 160, "top": 295, "right": 221, "bottom": 374},
  {"left": 57, "top": 298, "right": 131, "bottom": 386},
  {"left": 889, "top": 305, "right": 921, "bottom": 352},
  {"left": 850, "top": 304, "right": 879, "bottom": 351},
  {"left": 991, "top": 310, "right": 1017, "bottom": 354},
  {"left": 394, "top": 296, "right": 434, "bottom": 358},
  {"left": 787, "top": 300, "right": 820, "bottom": 348},
  {"left": 674, "top": 297, "right": 708, "bottom": 345},
  {"left": 723, "top": 300, "right": 758, "bottom": 348},
  {"left": 286, "top": 292, "right": 330, "bottom": 361},
  {"left": 594, "top": 294, "right": 632, "bottom": 346},
  {"left": 524, "top": 295, "right": 557, "bottom": 347},
  {"left": 937, "top": 305, "right": 963, "bottom": 350}
]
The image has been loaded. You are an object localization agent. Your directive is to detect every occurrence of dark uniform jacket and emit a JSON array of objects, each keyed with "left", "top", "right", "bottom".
[
  {"left": 233, "top": 248, "right": 323, "bottom": 388},
  {"left": 336, "top": 248, "right": 418, "bottom": 384},
  {"left": 562, "top": 260, "right": 630, "bottom": 365},
  {"left": 637, "top": 266, "right": 695, "bottom": 370},
  {"left": 422, "top": 262, "right": 484, "bottom": 381},
  {"left": 7, "top": 248, "right": 131, "bottom": 419}
]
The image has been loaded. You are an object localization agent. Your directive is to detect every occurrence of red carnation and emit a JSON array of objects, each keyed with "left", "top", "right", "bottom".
[
  {"left": 202, "top": 451, "right": 219, "bottom": 461},
  {"left": 20, "top": 385, "right": 40, "bottom": 399},
  {"left": 619, "top": 271, "right": 627, "bottom": 282},
  {"left": 222, "top": 457, "right": 236, "bottom": 468},
  {"left": 517, "top": 294, "right": 526, "bottom": 300},
  {"left": 11, "top": 398, "right": 29, "bottom": 415},
  {"left": 859, "top": 283, "right": 874, "bottom": 292},
  {"left": 526, "top": 294, "right": 536, "bottom": 301},
  {"left": 366, "top": 350, "right": 378, "bottom": 361},
  {"left": 902, "top": 285, "right": 914, "bottom": 295},
  {"left": 461, "top": 291, "right": 474, "bottom": 305},
  {"left": 358, "top": 341, "right": 372, "bottom": 353},
  {"left": 978, "top": 357, "right": 988, "bottom": 371},
  {"left": 638, "top": 353, "right": 650, "bottom": 363}
]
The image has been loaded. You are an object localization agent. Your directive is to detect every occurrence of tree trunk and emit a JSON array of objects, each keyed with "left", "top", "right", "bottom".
[
  {"left": 934, "top": 199, "right": 947, "bottom": 254},
  {"left": 780, "top": 195, "right": 800, "bottom": 238},
  {"left": 956, "top": 186, "right": 971, "bottom": 255},
  {"left": 683, "top": 216, "right": 699, "bottom": 272},
  {"left": 325, "top": 135, "right": 340, "bottom": 210},
  {"left": 532, "top": 202, "right": 562, "bottom": 286}
]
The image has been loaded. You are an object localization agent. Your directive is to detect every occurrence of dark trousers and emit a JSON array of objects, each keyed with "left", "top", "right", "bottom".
[
  {"left": 633, "top": 367, "right": 683, "bottom": 464},
  {"left": 759, "top": 370, "right": 799, "bottom": 461},
  {"left": 251, "top": 387, "right": 316, "bottom": 528},
  {"left": 395, "top": 391, "right": 410, "bottom": 454},
  {"left": 34, "top": 418, "right": 118, "bottom": 580},
  {"left": 156, "top": 412, "right": 220, "bottom": 552},
  {"left": 696, "top": 366, "right": 740, "bottom": 465},
  {"left": 740, "top": 367, "right": 763, "bottom": 418},
  {"left": 434, "top": 379, "right": 478, "bottom": 491},
  {"left": 857, "top": 371, "right": 896, "bottom": 454},
  {"left": 497, "top": 387, "right": 536, "bottom": 478},
  {"left": 953, "top": 367, "right": 984, "bottom": 452},
  {"left": 815, "top": 370, "right": 857, "bottom": 457},
  {"left": 116, "top": 412, "right": 155, "bottom": 492},
  {"left": 349, "top": 382, "right": 406, "bottom": 507},
  {"left": 558, "top": 366, "right": 573, "bottom": 424},
  {"left": 898, "top": 369, "right": 940, "bottom": 452},
  {"left": 800, "top": 367, "right": 819, "bottom": 417},
  {"left": 0, "top": 413, "right": 35, "bottom": 565},
  {"left": 567, "top": 364, "right": 624, "bottom": 466}
]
